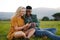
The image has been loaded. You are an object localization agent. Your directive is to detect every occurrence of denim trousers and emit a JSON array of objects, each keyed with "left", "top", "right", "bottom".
[{"left": 34, "top": 28, "right": 60, "bottom": 40}]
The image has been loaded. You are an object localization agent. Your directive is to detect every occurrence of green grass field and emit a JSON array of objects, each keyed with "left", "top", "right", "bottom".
[{"left": 0, "top": 21, "right": 60, "bottom": 40}]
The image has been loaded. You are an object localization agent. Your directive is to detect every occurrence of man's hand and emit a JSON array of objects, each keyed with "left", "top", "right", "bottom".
[{"left": 31, "top": 22, "right": 36, "bottom": 27}]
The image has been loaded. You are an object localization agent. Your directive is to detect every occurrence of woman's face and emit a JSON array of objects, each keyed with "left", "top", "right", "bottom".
[{"left": 19, "top": 8, "right": 26, "bottom": 16}]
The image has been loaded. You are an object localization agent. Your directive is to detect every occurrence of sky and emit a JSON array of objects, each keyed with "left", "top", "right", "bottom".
[{"left": 0, "top": 0, "right": 60, "bottom": 12}]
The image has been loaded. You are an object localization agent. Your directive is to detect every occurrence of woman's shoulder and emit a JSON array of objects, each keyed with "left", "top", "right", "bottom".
[{"left": 11, "top": 16, "right": 17, "bottom": 21}]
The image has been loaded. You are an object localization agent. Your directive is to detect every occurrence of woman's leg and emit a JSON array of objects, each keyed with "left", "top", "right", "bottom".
[
  {"left": 25, "top": 28, "right": 35, "bottom": 39},
  {"left": 14, "top": 31, "right": 26, "bottom": 38}
]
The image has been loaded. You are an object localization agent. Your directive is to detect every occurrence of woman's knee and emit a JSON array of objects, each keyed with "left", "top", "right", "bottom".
[
  {"left": 30, "top": 28, "right": 35, "bottom": 32},
  {"left": 14, "top": 31, "right": 26, "bottom": 38},
  {"left": 29, "top": 28, "right": 35, "bottom": 34}
]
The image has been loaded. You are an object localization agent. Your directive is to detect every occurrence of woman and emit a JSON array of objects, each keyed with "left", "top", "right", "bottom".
[{"left": 7, "top": 7, "right": 35, "bottom": 40}]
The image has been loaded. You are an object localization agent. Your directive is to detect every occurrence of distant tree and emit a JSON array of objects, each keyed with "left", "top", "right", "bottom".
[
  {"left": 50, "top": 19, "right": 54, "bottom": 21},
  {"left": 52, "top": 12, "right": 60, "bottom": 21},
  {"left": 42, "top": 16, "right": 49, "bottom": 21},
  {"left": 0, "top": 19, "right": 1, "bottom": 21},
  {"left": 3, "top": 19, "right": 10, "bottom": 21}
]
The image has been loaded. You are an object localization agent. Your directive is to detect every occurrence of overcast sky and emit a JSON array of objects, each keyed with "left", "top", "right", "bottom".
[{"left": 0, "top": 0, "right": 60, "bottom": 12}]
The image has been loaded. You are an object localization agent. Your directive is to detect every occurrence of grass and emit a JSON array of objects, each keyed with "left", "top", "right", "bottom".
[{"left": 0, "top": 21, "right": 60, "bottom": 40}]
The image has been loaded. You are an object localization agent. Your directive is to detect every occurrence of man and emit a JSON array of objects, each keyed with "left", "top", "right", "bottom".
[
  {"left": 24, "top": 6, "right": 48, "bottom": 40},
  {"left": 24, "top": 6, "right": 60, "bottom": 40}
]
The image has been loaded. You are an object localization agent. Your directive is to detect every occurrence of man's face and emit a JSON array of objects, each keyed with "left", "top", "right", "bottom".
[{"left": 26, "top": 9, "right": 32, "bottom": 15}]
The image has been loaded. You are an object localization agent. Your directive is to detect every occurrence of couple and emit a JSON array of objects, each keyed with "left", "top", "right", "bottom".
[{"left": 7, "top": 6, "right": 60, "bottom": 40}]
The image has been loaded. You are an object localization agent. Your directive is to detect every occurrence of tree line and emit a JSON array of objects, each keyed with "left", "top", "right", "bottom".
[
  {"left": 0, "top": 12, "right": 60, "bottom": 21},
  {"left": 41, "top": 12, "right": 60, "bottom": 21}
]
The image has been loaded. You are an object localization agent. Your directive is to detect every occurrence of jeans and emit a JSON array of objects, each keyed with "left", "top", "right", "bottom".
[
  {"left": 34, "top": 28, "right": 60, "bottom": 40},
  {"left": 43, "top": 28, "right": 56, "bottom": 34}
]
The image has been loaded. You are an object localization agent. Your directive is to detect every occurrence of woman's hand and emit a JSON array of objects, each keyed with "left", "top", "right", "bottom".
[
  {"left": 25, "top": 23, "right": 31, "bottom": 27},
  {"left": 14, "top": 23, "right": 32, "bottom": 31},
  {"left": 25, "top": 23, "right": 29, "bottom": 26},
  {"left": 23, "top": 23, "right": 31, "bottom": 31},
  {"left": 25, "top": 23, "right": 31, "bottom": 28}
]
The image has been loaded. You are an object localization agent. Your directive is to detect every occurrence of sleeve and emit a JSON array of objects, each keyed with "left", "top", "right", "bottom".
[
  {"left": 34, "top": 15, "right": 40, "bottom": 28},
  {"left": 11, "top": 17, "right": 18, "bottom": 27}
]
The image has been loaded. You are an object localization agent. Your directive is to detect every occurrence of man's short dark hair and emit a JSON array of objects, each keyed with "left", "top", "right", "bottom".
[{"left": 26, "top": 6, "right": 32, "bottom": 9}]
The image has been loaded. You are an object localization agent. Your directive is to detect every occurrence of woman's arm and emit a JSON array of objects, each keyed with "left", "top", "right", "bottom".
[
  {"left": 14, "top": 23, "right": 29, "bottom": 31},
  {"left": 11, "top": 17, "right": 31, "bottom": 31},
  {"left": 11, "top": 17, "right": 29, "bottom": 31},
  {"left": 23, "top": 23, "right": 32, "bottom": 31}
]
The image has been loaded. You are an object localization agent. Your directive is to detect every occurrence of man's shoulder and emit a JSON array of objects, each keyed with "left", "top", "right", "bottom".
[
  {"left": 31, "top": 14, "right": 37, "bottom": 18},
  {"left": 23, "top": 14, "right": 37, "bottom": 17},
  {"left": 31, "top": 14, "right": 37, "bottom": 16}
]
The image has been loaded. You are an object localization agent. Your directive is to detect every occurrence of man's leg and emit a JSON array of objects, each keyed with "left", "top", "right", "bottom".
[
  {"left": 34, "top": 29, "right": 48, "bottom": 40},
  {"left": 35, "top": 27, "right": 56, "bottom": 34},
  {"left": 35, "top": 30, "right": 60, "bottom": 40},
  {"left": 43, "top": 28, "right": 56, "bottom": 34},
  {"left": 34, "top": 27, "right": 57, "bottom": 40}
]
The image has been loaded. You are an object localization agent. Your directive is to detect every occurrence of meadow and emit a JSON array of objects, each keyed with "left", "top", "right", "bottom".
[{"left": 0, "top": 21, "right": 60, "bottom": 40}]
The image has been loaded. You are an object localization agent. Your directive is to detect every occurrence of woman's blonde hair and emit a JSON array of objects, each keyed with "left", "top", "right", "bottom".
[{"left": 15, "top": 6, "right": 25, "bottom": 17}]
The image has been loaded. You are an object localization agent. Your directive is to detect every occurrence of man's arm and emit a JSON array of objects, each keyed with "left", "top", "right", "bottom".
[{"left": 33, "top": 15, "right": 40, "bottom": 28}]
